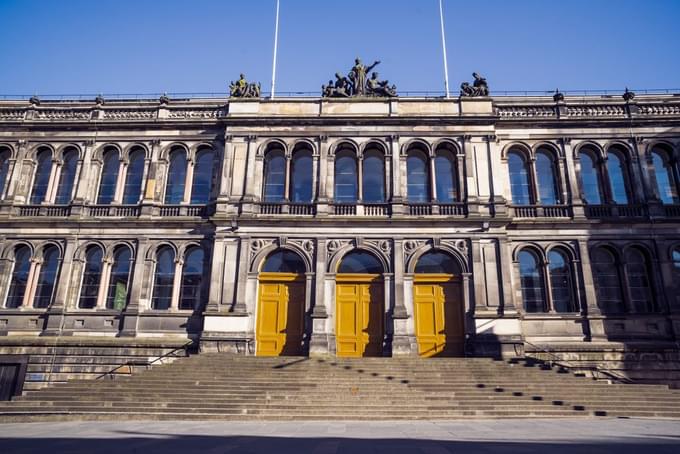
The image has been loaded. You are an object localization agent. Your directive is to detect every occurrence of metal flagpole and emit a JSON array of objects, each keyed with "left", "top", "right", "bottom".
[
  {"left": 270, "top": 0, "right": 280, "bottom": 99},
  {"left": 438, "top": 0, "right": 450, "bottom": 98}
]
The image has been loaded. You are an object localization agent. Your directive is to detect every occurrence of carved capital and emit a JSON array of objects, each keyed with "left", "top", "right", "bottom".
[
  {"left": 224, "top": 134, "right": 234, "bottom": 143},
  {"left": 388, "top": 134, "right": 400, "bottom": 142},
  {"left": 318, "top": 135, "right": 328, "bottom": 143},
  {"left": 246, "top": 135, "right": 258, "bottom": 143},
  {"left": 150, "top": 139, "right": 161, "bottom": 147},
  {"left": 484, "top": 134, "right": 497, "bottom": 143},
  {"left": 559, "top": 137, "right": 572, "bottom": 146}
]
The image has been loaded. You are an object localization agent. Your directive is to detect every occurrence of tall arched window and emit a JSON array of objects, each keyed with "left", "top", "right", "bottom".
[
  {"left": 651, "top": 149, "right": 678, "bottom": 204},
  {"left": 624, "top": 247, "right": 655, "bottom": 313},
  {"left": 672, "top": 246, "right": 680, "bottom": 282},
  {"left": 414, "top": 250, "right": 461, "bottom": 274},
  {"left": 179, "top": 247, "right": 204, "bottom": 311},
  {"left": 434, "top": 150, "right": 457, "bottom": 203},
  {"left": 591, "top": 247, "right": 625, "bottom": 313},
  {"left": 122, "top": 149, "right": 145, "bottom": 204},
  {"left": 535, "top": 150, "right": 559, "bottom": 204},
  {"left": 0, "top": 147, "right": 11, "bottom": 199},
  {"left": 165, "top": 148, "right": 187, "bottom": 204},
  {"left": 33, "top": 246, "right": 59, "bottom": 308},
  {"left": 362, "top": 149, "right": 385, "bottom": 203},
  {"left": 262, "top": 249, "right": 306, "bottom": 273},
  {"left": 508, "top": 151, "right": 531, "bottom": 205},
  {"left": 335, "top": 150, "right": 358, "bottom": 203},
  {"left": 606, "top": 151, "right": 630, "bottom": 204},
  {"left": 263, "top": 150, "right": 286, "bottom": 202},
  {"left": 78, "top": 246, "right": 103, "bottom": 309},
  {"left": 290, "top": 150, "right": 313, "bottom": 203},
  {"left": 5, "top": 245, "right": 31, "bottom": 308},
  {"left": 30, "top": 148, "right": 53, "bottom": 204},
  {"left": 579, "top": 151, "right": 603, "bottom": 204},
  {"left": 191, "top": 148, "right": 214, "bottom": 204},
  {"left": 97, "top": 148, "right": 120, "bottom": 204},
  {"left": 152, "top": 246, "right": 175, "bottom": 310},
  {"left": 338, "top": 250, "right": 383, "bottom": 274},
  {"left": 548, "top": 249, "right": 575, "bottom": 312},
  {"left": 106, "top": 246, "right": 131, "bottom": 310},
  {"left": 407, "top": 151, "right": 429, "bottom": 203},
  {"left": 518, "top": 249, "right": 546, "bottom": 312},
  {"left": 54, "top": 149, "right": 78, "bottom": 204}
]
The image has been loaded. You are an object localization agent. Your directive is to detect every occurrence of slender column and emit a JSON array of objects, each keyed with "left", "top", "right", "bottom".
[
  {"left": 182, "top": 158, "right": 195, "bottom": 204},
  {"left": 22, "top": 258, "right": 41, "bottom": 308},
  {"left": 96, "top": 258, "right": 113, "bottom": 309},
  {"left": 630, "top": 137, "right": 650, "bottom": 203},
  {"left": 242, "top": 136, "right": 258, "bottom": 202},
  {"left": 170, "top": 257, "right": 184, "bottom": 311},
  {"left": 42, "top": 239, "right": 76, "bottom": 335},
  {"left": 1, "top": 158, "right": 17, "bottom": 200},
  {"left": 119, "top": 239, "right": 147, "bottom": 336},
  {"left": 284, "top": 153, "right": 291, "bottom": 201},
  {"left": 357, "top": 152, "right": 364, "bottom": 201},
  {"left": 498, "top": 238, "right": 517, "bottom": 313},
  {"left": 232, "top": 237, "right": 250, "bottom": 313},
  {"left": 69, "top": 158, "right": 84, "bottom": 205},
  {"left": 429, "top": 153, "right": 437, "bottom": 201},
  {"left": 220, "top": 238, "right": 240, "bottom": 311},
  {"left": 316, "top": 136, "right": 328, "bottom": 200},
  {"left": 206, "top": 237, "right": 226, "bottom": 312},
  {"left": 113, "top": 159, "right": 128, "bottom": 203},
  {"left": 389, "top": 135, "right": 404, "bottom": 201},
  {"left": 45, "top": 160, "right": 62, "bottom": 203},
  {"left": 312, "top": 238, "right": 327, "bottom": 317},
  {"left": 543, "top": 260, "right": 554, "bottom": 312},
  {"left": 74, "top": 140, "right": 95, "bottom": 204},
  {"left": 392, "top": 239, "right": 408, "bottom": 318},
  {"left": 142, "top": 140, "right": 160, "bottom": 203},
  {"left": 487, "top": 137, "right": 508, "bottom": 216},
  {"left": 562, "top": 138, "right": 584, "bottom": 217}
]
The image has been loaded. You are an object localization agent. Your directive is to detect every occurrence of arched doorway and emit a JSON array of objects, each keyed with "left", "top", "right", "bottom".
[
  {"left": 335, "top": 250, "right": 384, "bottom": 357},
  {"left": 256, "top": 249, "right": 306, "bottom": 356},
  {"left": 413, "top": 250, "right": 464, "bottom": 357}
]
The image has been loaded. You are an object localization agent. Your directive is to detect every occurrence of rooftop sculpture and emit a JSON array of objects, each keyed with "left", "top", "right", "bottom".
[
  {"left": 229, "top": 74, "right": 261, "bottom": 98},
  {"left": 322, "top": 58, "right": 397, "bottom": 98},
  {"left": 460, "top": 72, "right": 489, "bottom": 97}
]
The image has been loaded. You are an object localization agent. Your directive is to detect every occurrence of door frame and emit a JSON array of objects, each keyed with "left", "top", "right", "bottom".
[
  {"left": 0, "top": 355, "right": 28, "bottom": 400},
  {"left": 335, "top": 273, "right": 385, "bottom": 357}
]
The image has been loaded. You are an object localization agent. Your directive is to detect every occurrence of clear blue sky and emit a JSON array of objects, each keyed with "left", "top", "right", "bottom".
[{"left": 0, "top": 0, "right": 678, "bottom": 95}]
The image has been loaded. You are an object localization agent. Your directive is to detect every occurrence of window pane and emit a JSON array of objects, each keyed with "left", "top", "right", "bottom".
[
  {"left": 264, "top": 152, "right": 286, "bottom": 202},
  {"left": 536, "top": 152, "right": 559, "bottom": 204},
  {"left": 54, "top": 150, "right": 78, "bottom": 204},
  {"left": 122, "top": 150, "right": 145, "bottom": 204},
  {"left": 262, "top": 250, "right": 306, "bottom": 273},
  {"left": 592, "top": 248, "right": 625, "bottom": 313},
  {"left": 165, "top": 149, "right": 187, "bottom": 204},
  {"left": 652, "top": 151, "right": 678, "bottom": 204},
  {"left": 0, "top": 150, "right": 11, "bottom": 200},
  {"left": 508, "top": 152, "right": 531, "bottom": 205},
  {"left": 191, "top": 149, "right": 213, "bottom": 204},
  {"left": 407, "top": 153, "right": 429, "bottom": 203},
  {"left": 106, "top": 247, "right": 131, "bottom": 310},
  {"left": 335, "top": 152, "right": 358, "bottom": 203},
  {"left": 338, "top": 250, "right": 383, "bottom": 274},
  {"left": 152, "top": 247, "right": 175, "bottom": 310},
  {"left": 79, "top": 247, "right": 103, "bottom": 309},
  {"left": 519, "top": 250, "right": 546, "bottom": 312},
  {"left": 30, "top": 149, "right": 52, "bottom": 204},
  {"left": 291, "top": 151, "right": 313, "bottom": 203},
  {"left": 434, "top": 152, "right": 457, "bottom": 203},
  {"left": 607, "top": 153, "right": 629, "bottom": 204},
  {"left": 580, "top": 153, "right": 602, "bottom": 204},
  {"left": 625, "top": 249, "right": 655, "bottom": 312},
  {"left": 33, "top": 246, "right": 59, "bottom": 308},
  {"left": 673, "top": 248, "right": 680, "bottom": 271},
  {"left": 180, "top": 248, "right": 204, "bottom": 311},
  {"left": 415, "top": 251, "right": 460, "bottom": 274},
  {"left": 362, "top": 151, "right": 385, "bottom": 203},
  {"left": 97, "top": 149, "right": 120, "bottom": 204},
  {"left": 548, "top": 250, "right": 574, "bottom": 312},
  {"left": 6, "top": 246, "right": 31, "bottom": 308}
]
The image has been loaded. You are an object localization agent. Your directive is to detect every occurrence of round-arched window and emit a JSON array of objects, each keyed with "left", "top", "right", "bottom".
[
  {"left": 414, "top": 250, "right": 460, "bottom": 274},
  {"left": 518, "top": 249, "right": 546, "bottom": 312},
  {"left": 407, "top": 151, "right": 429, "bottom": 203},
  {"left": 338, "top": 250, "right": 383, "bottom": 274},
  {"left": 262, "top": 249, "right": 306, "bottom": 274}
]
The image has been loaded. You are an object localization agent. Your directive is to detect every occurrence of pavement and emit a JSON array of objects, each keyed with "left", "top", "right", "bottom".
[{"left": 1, "top": 418, "right": 680, "bottom": 453}]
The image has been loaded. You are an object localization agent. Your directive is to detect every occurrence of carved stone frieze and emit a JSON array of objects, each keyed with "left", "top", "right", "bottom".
[
  {"left": 250, "top": 238, "right": 276, "bottom": 259},
  {"left": 326, "top": 239, "right": 353, "bottom": 261},
  {"left": 403, "top": 239, "right": 429, "bottom": 261},
  {"left": 441, "top": 239, "right": 469, "bottom": 257}
]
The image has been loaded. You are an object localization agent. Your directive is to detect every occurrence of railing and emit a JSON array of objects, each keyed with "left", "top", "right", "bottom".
[
  {"left": 96, "top": 341, "right": 195, "bottom": 380},
  {"left": 363, "top": 203, "right": 390, "bottom": 216},
  {"left": 663, "top": 205, "right": 680, "bottom": 217},
  {"left": 17, "top": 205, "right": 71, "bottom": 217},
  {"left": 86, "top": 205, "right": 141, "bottom": 217},
  {"left": 258, "top": 202, "right": 315, "bottom": 215},
  {"left": 438, "top": 203, "right": 467, "bottom": 216},
  {"left": 408, "top": 204, "right": 433, "bottom": 216},
  {"left": 511, "top": 205, "right": 571, "bottom": 218},
  {"left": 585, "top": 204, "right": 647, "bottom": 218},
  {"left": 289, "top": 203, "right": 315, "bottom": 215},
  {"left": 333, "top": 204, "right": 357, "bottom": 216}
]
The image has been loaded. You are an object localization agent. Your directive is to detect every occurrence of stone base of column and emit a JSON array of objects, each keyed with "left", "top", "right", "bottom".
[
  {"left": 309, "top": 333, "right": 331, "bottom": 356},
  {"left": 200, "top": 314, "right": 252, "bottom": 354},
  {"left": 391, "top": 334, "right": 416, "bottom": 356},
  {"left": 118, "top": 310, "right": 139, "bottom": 337},
  {"left": 40, "top": 309, "right": 64, "bottom": 336}
]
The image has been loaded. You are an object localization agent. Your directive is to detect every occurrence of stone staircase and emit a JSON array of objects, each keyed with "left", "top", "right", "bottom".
[{"left": 1, "top": 353, "right": 680, "bottom": 420}]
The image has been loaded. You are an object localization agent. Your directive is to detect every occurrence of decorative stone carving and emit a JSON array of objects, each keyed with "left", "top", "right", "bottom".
[
  {"left": 553, "top": 89, "right": 564, "bottom": 102},
  {"left": 460, "top": 72, "right": 489, "bottom": 97},
  {"left": 403, "top": 239, "right": 429, "bottom": 261},
  {"left": 623, "top": 88, "right": 635, "bottom": 102},
  {"left": 29, "top": 96, "right": 40, "bottom": 106},
  {"left": 290, "top": 239, "right": 314, "bottom": 255},
  {"left": 250, "top": 238, "right": 276, "bottom": 259},
  {"left": 326, "top": 239, "right": 352, "bottom": 260},
  {"left": 95, "top": 95, "right": 105, "bottom": 106},
  {"left": 442, "top": 239, "right": 469, "bottom": 257},
  {"left": 229, "top": 74, "right": 261, "bottom": 98},
  {"left": 322, "top": 58, "right": 397, "bottom": 98},
  {"left": 365, "top": 239, "right": 391, "bottom": 256},
  {"left": 159, "top": 93, "right": 170, "bottom": 105}
]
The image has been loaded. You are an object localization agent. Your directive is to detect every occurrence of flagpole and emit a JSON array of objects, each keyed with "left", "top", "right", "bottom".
[
  {"left": 438, "top": 0, "right": 450, "bottom": 98},
  {"left": 270, "top": 0, "right": 280, "bottom": 99}
]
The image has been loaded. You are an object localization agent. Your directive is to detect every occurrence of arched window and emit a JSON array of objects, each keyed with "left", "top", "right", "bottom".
[
  {"left": 415, "top": 250, "right": 460, "bottom": 274},
  {"left": 362, "top": 149, "right": 385, "bottom": 203},
  {"left": 579, "top": 151, "right": 603, "bottom": 204},
  {"left": 78, "top": 246, "right": 103, "bottom": 309},
  {"left": 30, "top": 148, "right": 53, "bottom": 204},
  {"left": 106, "top": 246, "right": 132, "bottom": 310},
  {"left": 33, "top": 246, "right": 59, "bottom": 308},
  {"left": 122, "top": 149, "right": 145, "bottom": 204},
  {"left": 434, "top": 150, "right": 458, "bottom": 203},
  {"left": 165, "top": 148, "right": 187, "bottom": 204},
  {"left": 338, "top": 250, "right": 383, "bottom": 274},
  {"left": 335, "top": 150, "right": 358, "bottom": 203},
  {"left": 407, "top": 151, "right": 429, "bottom": 203},
  {"left": 672, "top": 247, "right": 680, "bottom": 281},
  {"left": 5, "top": 245, "right": 31, "bottom": 308},
  {"left": 0, "top": 147, "right": 12, "bottom": 199},
  {"left": 591, "top": 247, "right": 625, "bottom": 313},
  {"left": 54, "top": 149, "right": 78, "bottom": 204},
  {"left": 508, "top": 151, "right": 531, "bottom": 205},
  {"left": 191, "top": 148, "right": 214, "bottom": 204},
  {"left": 518, "top": 249, "right": 546, "bottom": 312},
  {"left": 535, "top": 150, "right": 559, "bottom": 204},
  {"left": 606, "top": 151, "right": 630, "bottom": 204},
  {"left": 151, "top": 246, "right": 175, "bottom": 310},
  {"left": 262, "top": 249, "right": 306, "bottom": 274},
  {"left": 97, "top": 148, "right": 120, "bottom": 204},
  {"left": 548, "top": 249, "right": 575, "bottom": 312},
  {"left": 179, "top": 247, "right": 204, "bottom": 311},
  {"left": 290, "top": 150, "right": 313, "bottom": 203},
  {"left": 263, "top": 150, "right": 286, "bottom": 202},
  {"left": 624, "top": 248, "right": 655, "bottom": 313},
  {"left": 651, "top": 150, "right": 678, "bottom": 204}
]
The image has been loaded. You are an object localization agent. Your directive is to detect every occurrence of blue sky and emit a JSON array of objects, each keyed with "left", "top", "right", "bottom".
[{"left": 0, "top": 0, "right": 678, "bottom": 95}]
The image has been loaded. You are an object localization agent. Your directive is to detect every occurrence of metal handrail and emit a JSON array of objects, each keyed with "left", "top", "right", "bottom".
[{"left": 95, "top": 340, "right": 194, "bottom": 380}]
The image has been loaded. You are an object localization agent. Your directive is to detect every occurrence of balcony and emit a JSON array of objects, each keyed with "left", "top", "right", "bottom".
[
  {"left": 584, "top": 204, "right": 647, "bottom": 219},
  {"left": 408, "top": 203, "right": 467, "bottom": 216},
  {"left": 16, "top": 205, "right": 71, "bottom": 217},
  {"left": 510, "top": 205, "right": 571, "bottom": 218},
  {"left": 258, "top": 203, "right": 315, "bottom": 215},
  {"left": 86, "top": 205, "right": 141, "bottom": 217},
  {"left": 159, "top": 205, "right": 212, "bottom": 217}
]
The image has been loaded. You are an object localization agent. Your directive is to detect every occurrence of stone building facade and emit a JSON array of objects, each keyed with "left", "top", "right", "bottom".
[{"left": 0, "top": 94, "right": 679, "bottom": 373}]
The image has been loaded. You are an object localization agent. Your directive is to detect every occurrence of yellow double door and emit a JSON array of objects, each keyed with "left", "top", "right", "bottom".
[
  {"left": 256, "top": 272, "right": 305, "bottom": 356},
  {"left": 413, "top": 274, "right": 464, "bottom": 357},
  {"left": 335, "top": 274, "right": 384, "bottom": 357}
]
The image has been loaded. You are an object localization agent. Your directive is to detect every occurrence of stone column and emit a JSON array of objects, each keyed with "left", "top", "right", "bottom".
[
  {"left": 21, "top": 257, "right": 41, "bottom": 308},
  {"left": 113, "top": 158, "right": 128, "bottom": 204},
  {"left": 391, "top": 239, "right": 412, "bottom": 355},
  {"left": 240, "top": 136, "right": 258, "bottom": 214},
  {"left": 309, "top": 238, "right": 329, "bottom": 355},
  {"left": 95, "top": 258, "right": 113, "bottom": 309},
  {"left": 487, "top": 136, "right": 508, "bottom": 217},
  {"left": 2, "top": 140, "right": 26, "bottom": 202},
  {"left": 182, "top": 157, "right": 195, "bottom": 205},
  {"left": 170, "top": 257, "right": 184, "bottom": 310},
  {"left": 316, "top": 136, "right": 329, "bottom": 214},
  {"left": 206, "top": 237, "right": 226, "bottom": 313},
  {"left": 576, "top": 239, "right": 604, "bottom": 341},
  {"left": 232, "top": 236, "right": 250, "bottom": 314},
  {"left": 43, "top": 239, "right": 76, "bottom": 335},
  {"left": 629, "top": 137, "right": 650, "bottom": 204},
  {"left": 43, "top": 158, "right": 60, "bottom": 204},
  {"left": 561, "top": 138, "right": 584, "bottom": 218},
  {"left": 120, "top": 239, "right": 148, "bottom": 336},
  {"left": 389, "top": 135, "right": 406, "bottom": 214}
]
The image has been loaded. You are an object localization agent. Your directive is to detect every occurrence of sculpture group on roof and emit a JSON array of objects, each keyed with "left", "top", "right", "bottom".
[
  {"left": 460, "top": 72, "right": 489, "bottom": 97},
  {"left": 229, "top": 74, "right": 261, "bottom": 98},
  {"left": 322, "top": 58, "right": 397, "bottom": 98}
]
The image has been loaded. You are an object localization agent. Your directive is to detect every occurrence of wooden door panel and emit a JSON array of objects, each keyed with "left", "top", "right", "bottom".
[
  {"left": 414, "top": 280, "right": 464, "bottom": 357},
  {"left": 257, "top": 278, "right": 305, "bottom": 356},
  {"left": 336, "top": 280, "right": 383, "bottom": 357}
]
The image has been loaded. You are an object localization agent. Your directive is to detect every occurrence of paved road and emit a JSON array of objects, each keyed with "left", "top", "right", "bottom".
[{"left": 2, "top": 418, "right": 680, "bottom": 453}]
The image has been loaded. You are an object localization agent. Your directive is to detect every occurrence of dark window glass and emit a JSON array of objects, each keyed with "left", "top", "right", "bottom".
[
  {"left": 179, "top": 247, "right": 204, "bottom": 311},
  {"left": 6, "top": 246, "right": 31, "bottom": 308},
  {"left": 0, "top": 149, "right": 12, "bottom": 200},
  {"left": 122, "top": 150, "right": 145, "bottom": 204},
  {"left": 335, "top": 151, "right": 358, "bottom": 203},
  {"left": 106, "top": 247, "right": 131, "bottom": 310},
  {"left": 97, "top": 149, "right": 120, "bottom": 204},
  {"left": 508, "top": 152, "right": 531, "bottom": 205},
  {"left": 54, "top": 149, "right": 78, "bottom": 204},
  {"left": 33, "top": 246, "right": 59, "bottom": 308},
  {"left": 152, "top": 247, "right": 175, "bottom": 310},
  {"left": 519, "top": 250, "right": 546, "bottom": 312},
  {"left": 625, "top": 248, "right": 655, "bottom": 313},
  {"left": 548, "top": 250, "right": 575, "bottom": 312},
  {"left": 30, "top": 149, "right": 53, "bottom": 204},
  {"left": 607, "top": 152, "right": 629, "bottom": 204},
  {"left": 652, "top": 151, "right": 678, "bottom": 204},
  {"left": 414, "top": 250, "right": 460, "bottom": 274},
  {"left": 191, "top": 149, "right": 214, "bottom": 204},
  {"left": 291, "top": 151, "right": 313, "bottom": 203},
  {"left": 262, "top": 249, "right": 306, "bottom": 274},
  {"left": 165, "top": 149, "right": 187, "bottom": 204},
  {"left": 673, "top": 248, "right": 680, "bottom": 272},
  {"left": 434, "top": 151, "right": 457, "bottom": 203},
  {"left": 263, "top": 151, "right": 286, "bottom": 202},
  {"left": 78, "top": 247, "right": 103, "bottom": 309},
  {"left": 591, "top": 248, "right": 625, "bottom": 313},
  {"left": 407, "top": 152, "right": 429, "bottom": 203},
  {"left": 580, "top": 152, "right": 602, "bottom": 204},
  {"left": 362, "top": 150, "right": 385, "bottom": 203},
  {"left": 536, "top": 151, "right": 559, "bottom": 204},
  {"left": 337, "top": 250, "right": 383, "bottom": 274}
]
